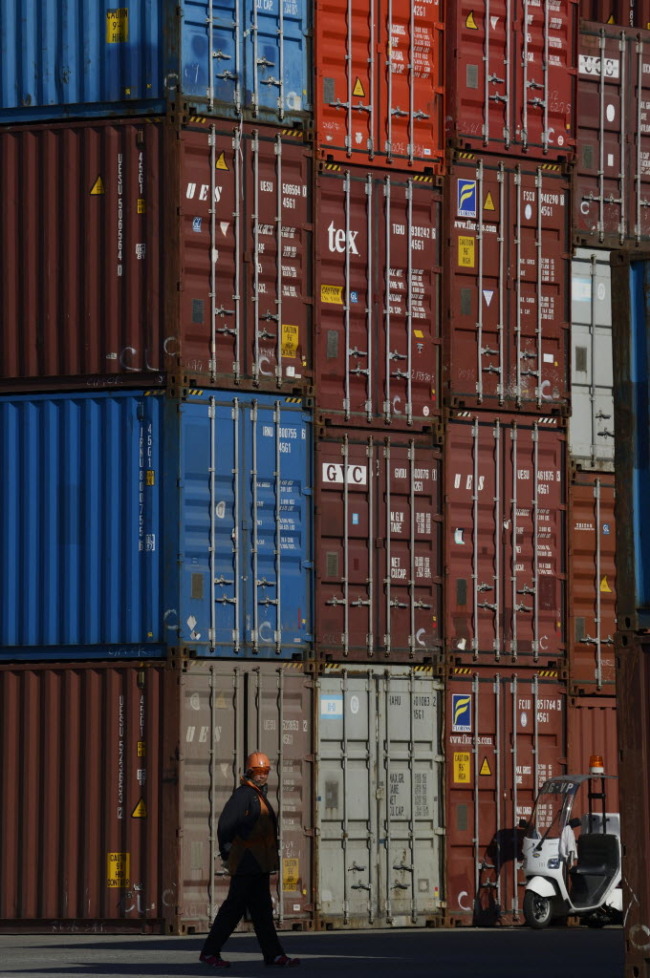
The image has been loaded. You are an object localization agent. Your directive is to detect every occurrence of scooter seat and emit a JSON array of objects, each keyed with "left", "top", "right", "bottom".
[{"left": 570, "top": 864, "right": 609, "bottom": 877}]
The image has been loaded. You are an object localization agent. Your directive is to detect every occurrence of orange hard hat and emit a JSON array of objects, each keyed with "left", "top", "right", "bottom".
[{"left": 245, "top": 751, "right": 271, "bottom": 776}]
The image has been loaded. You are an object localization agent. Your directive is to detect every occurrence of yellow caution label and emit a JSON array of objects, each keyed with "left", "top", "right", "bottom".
[
  {"left": 458, "top": 236, "right": 475, "bottom": 268},
  {"left": 480, "top": 757, "right": 492, "bottom": 776},
  {"left": 107, "top": 852, "right": 131, "bottom": 888},
  {"left": 600, "top": 576, "right": 612, "bottom": 593},
  {"left": 321, "top": 284, "right": 344, "bottom": 304},
  {"left": 453, "top": 752, "right": 471, "bottom": 784},
  {"left": 216, "top": 152, "right": 229, "bottom": 170},
  {"left": 283, "top": 858, "right": 300, "bottom": 892},
  {"left": 281, "top": 324, "right": 300, "bottom": 358},
  {"left": 90, "top": 177, "right": 105, "bottom": 196},
  {"left": 353, "top": 78, "right": 366, "bottom": 97},
  {"left": 132, "top": 799, "right": 147, "bottom": 819},
  {"left": 484, "top": 192, "right": 495, "bottom": 211},
  {"left": 466, "top": 11, "right": 478, "bottom": 29},
  {"left": 413, "top": 329, "right": 424, "bottom": 338},
  {"left": 137, "top": 741, "right": 147, "bottom": 757},
  {"left": 106, "top": 9, "right": 128, "bottom": 43},
  {"left": 137, "top": 198, "right": 146, "bottom": 214},
  {"left": 146, "top": 470, "right": 155, "bottom": 486}
]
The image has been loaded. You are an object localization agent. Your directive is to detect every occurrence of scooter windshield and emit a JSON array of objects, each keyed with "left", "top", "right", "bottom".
[{"left": 525, "top": 779, "right": 580, "bottom": 841}]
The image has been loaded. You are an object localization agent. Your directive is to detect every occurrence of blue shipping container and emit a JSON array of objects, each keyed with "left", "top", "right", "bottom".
[
  {"left": 0, "top": 0, "right": 311, "bottom": 126},
  {"left": 0, "top": 390, "right": 313, "bottom": 660}
]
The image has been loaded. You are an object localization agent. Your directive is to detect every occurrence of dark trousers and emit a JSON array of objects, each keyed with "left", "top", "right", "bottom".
[{"left": 202, "top": 873, "right": 284, "bottom": 963}]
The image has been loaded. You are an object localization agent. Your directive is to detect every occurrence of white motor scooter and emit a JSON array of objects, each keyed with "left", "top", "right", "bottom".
[{"left": 521, "top": 755, "right": 623, "bottom": 929}]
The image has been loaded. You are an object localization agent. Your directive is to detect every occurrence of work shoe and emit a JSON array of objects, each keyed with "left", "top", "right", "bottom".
[
  {"left": 266, "top": 955, "right": 300, "bottom": 967},
  {"left": 199, "top": 952, "right": 231, "bottom": 968}
]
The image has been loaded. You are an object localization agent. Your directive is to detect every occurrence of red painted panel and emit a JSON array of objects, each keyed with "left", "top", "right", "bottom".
[
  {"left": 444, "top": 411, "right": 567, "bottom": 666},
  {"left": 568, "top": 472, "right": 617, "bottom": 694},
  {"left": 579, "top": 0, "right": 650, "bottom": 27},
  {"left": 315, "top": 0, "right": 445, "bottom": 172},
  {"left": 445, "top": 0, "right": 579, "bottom": 160},
  {"left": 315, "top": 427, "right": 442, "bottom": 661},
  {"left": 314, "top": 163, "right": 442, "bottom": 429},
  {"left": 574, "top": 24, "right": 650, "bottom": 245},
  {"left": 567, "top": 695, "right": 619, "bottom": 810},
  {"left": 444, "top": 154, "right": 570, "bottom": 413},
  {"left": 445, "top": 667, "right": 567, "bottom": 926}
]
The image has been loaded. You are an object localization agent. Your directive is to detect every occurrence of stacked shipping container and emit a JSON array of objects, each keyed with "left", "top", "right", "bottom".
[{"left": 0, "top": 0, "right": 629, "bottom": 939}]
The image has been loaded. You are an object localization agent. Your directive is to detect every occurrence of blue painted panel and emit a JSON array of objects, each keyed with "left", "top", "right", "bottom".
[
  {"left": 0, "top": 391, "right": 164, "bottom": 658},
  {"left": 0, "top": 0, "right": 310, "bottom": 125}
]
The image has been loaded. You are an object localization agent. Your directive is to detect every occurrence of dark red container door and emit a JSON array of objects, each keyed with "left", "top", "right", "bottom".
[
  {"left": 0, "top": 118, "right": 165, "bottom": 387},
  {"left": 445, "top": 668, "right": 567, "bottom": 926},
  {"left": 445, "top": 154, "right": 570, "bottom": 413},
  {"left": 567, "top": 695, "right": 619, "bottom": 810},
  {"left": 446, "top": 0, "right": 578, "bottom": 160},
  {"left": 315, "top": 164, "right": 441, "bottom": 429},
  {"left": 444, "top": 411, "right": 567, "bottom": 666},
  {"left": 315, "top": 0, "right": 445, "bottom": 172},
  {"left": 175, "top": 121, "right": 312, "bottom": 390},
  {"left": 568, "top": 472, "right": 617, "bottom": 694},
  {"left": 579, "top": 0, "right": 650, "bottom": 28},
  {"left": 315, "top": 428, "right": 442, "bottom": 661}
]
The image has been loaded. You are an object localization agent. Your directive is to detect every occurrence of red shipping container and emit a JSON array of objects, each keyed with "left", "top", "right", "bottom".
[
  {"left": 315, "top": 427, "right": 442, "bottom": 662},
  {"left": 444, "top": 411, "right": 567, "bottom": 666},
  {"left": 568, "top": 471, "right": 617, "bottom": 694},
  {"left": 445, "top": 666, "right": 567, "bottom": 926},
  {"left": 574, "top": 23, "right": 650, "bottom": 245},
  {"left": 444, "top": 153, "right": 571, "bottom": 412},
  {"left": 0, "top": 117, "right": 312, "bottom": 392},
  {"left": 579, "top": 0, "right": 650, "bottom": 27},
  {"left": 446, "top": 0, "right": 579, "bottom": 160},
  {"left": 315, "top": 163, "right": 442, "bottom": 429},
  {"left": 314, "top": 0, "right": 445, "bottom": 172},
  {"left": 566, "top": 695, "right": 619, "bottom": 809}
]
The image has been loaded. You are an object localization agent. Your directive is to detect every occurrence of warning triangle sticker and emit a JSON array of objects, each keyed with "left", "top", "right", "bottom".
[
  {"left": 600, "top": 576, "right": 612, "bottom": 593},
  {"left": 480, "top": 758, "right": 492, "bottom": 776},
  {"left": 90, "top": 177, "right": 105, "bottom": 196},
  {"left": 216, "top": 152, "right": 229, "bottom": 170},
  {"left": 131, "top": 799, "right": 148, "bottom": 819},
  {"left": 483, "top": 290, "right": 494, "bottom": 307},
  {"left": 353, "top": 77, "right": 366, "bottom": 97},
  {"left": 490, "top": 15, "right": 499, "bottom": 29},
  {"left": 484, "top": 192, "right": 495, "bottom": 211},
  {"left": 219, "top": 222, "right": 230, "bottom": 236},
  {"left": 466, "top": 11, "right": 478, "bottom": 29}
]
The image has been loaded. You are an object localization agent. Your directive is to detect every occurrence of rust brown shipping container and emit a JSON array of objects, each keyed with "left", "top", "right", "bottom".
[
  {"left": 444, "top": 411, "right": 568, "bottom": 667},
  {"left": 314, "top": 427, "right": 442, "bottom": 662},
  {"left": 314, "top": 162, "right": 442, "bottom": 430},
  {"left": 616, "top": 634, "right": 650, "bottom": 978},
  {"left": 580, "top": 0, "right": 650, "bottom": 27},
  {"left": 566, "top": 695, "right": 619, "bottom": 810},
  {"left": 446, "top": 0, "right": 579, "bottom": 160},
  {"left": 0, "top": 117, "right": 312, "bottom": 392},
  {"left": 568, "top": 471, "right": 617, "bottom": 695},
  {"left": 0, "top": 660, "right": 314, "bottom": 934},
  {"left": 574, "top": 23, "right": 650, "bottom": 246},
  {"left": 314, "top": 0, "right": 445, "bottom": 173},
  {"left": 444, "top": 665, "right": 567, "bottom": 927},
  {"left": 443, "top": 153, "right": 571, "bottom": 413}
]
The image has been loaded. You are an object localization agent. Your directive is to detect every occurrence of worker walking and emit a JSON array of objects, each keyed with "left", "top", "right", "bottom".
[{"left": 199, "top": 752, "right": 300, "bottom": 969}]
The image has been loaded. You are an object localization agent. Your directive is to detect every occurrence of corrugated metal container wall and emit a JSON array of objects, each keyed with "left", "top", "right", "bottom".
[
  {"left": 314, "top": 428, "right": 442, "bottom": 662},
  {"left": 579, "top": 0, "right": 650, "bottom": 33},
  {"left": 314, "top": 164, "right": 442, "bottom": 429},
  {"left": 568, "top": 472, "right": 617, "bottom": 694},
  {"left": 0, "top": 118, "right": 313, "bottom": 392},
  {"left": 164, "top": 391, "right": 313, "bottom": 659},
  {"left": 615, "top": 635, "right": 650, "bottom": 978},
  {"left": 165, "top": 660, "right": 314, "bottom": 933},
  {"left": 0, "top": 391, "right": 164, "bottom": 659},
  {"left": 0, "top": 0, "right": 311, "bottom": 127},
  {"left": 570, "top": 250, "right": 615, "bottom": 471},
  {"left": 0, "top": 390, "right": 313, "bottom": 660},
  {"left": 444, "top": 411, "right": 568, "bottom": 666},
  {"left": 574, "top": 24, "right": 650, "bottom": 246},
  {"left": 445, "top": 667, "right": 567, "bottom": 927},
  {"left": 566, "top": 695, "right": 619, "bottom": 809},
  {"left": 0, "top": 662, "right": 166, "bottom": 929},
  {"left": 611, "top": 252, "right": 650, "bottom": 631},
  {"left": 314, "top": 0, "right": 444, "bottom": 172},
  {"left": 171, "top": 120, "right": 313, "bottom": 391},
  {"left": 444, "top": 155, "right": 570, "bottom": 413},
  {"left": 315, "top": 664, "right": 444, "bottom": 928},
  {"left": 445, "top": 0, "right": 578, "bottom": 160}
]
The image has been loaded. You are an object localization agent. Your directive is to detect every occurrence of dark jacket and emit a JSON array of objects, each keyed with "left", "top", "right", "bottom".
[{"left": 217, "top": 778, "right": 280, "bottom": 876}]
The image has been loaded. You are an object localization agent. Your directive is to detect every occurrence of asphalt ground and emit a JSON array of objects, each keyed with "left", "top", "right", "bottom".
[{"left": 0, "top": 926, "right": 624, "bottom": 978}]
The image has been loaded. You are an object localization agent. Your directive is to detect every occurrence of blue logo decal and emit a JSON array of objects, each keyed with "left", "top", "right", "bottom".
[
  {"left": 193, "top": 217, "right": 202, "bottom": 233},
  {"left": 457, "top": 180, "right": 477, "bottom": 219},
  {"left": 452, "top": 693, "right": 472, "bottom": 732}
]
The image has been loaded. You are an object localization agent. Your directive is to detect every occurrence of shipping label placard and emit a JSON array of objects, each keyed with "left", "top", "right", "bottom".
[{"left": 107, "top": 852, "right": 131, "bottom": 888}]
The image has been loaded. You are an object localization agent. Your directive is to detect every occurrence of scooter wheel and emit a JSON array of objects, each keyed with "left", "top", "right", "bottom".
[{"left": 524, "top": 891, "right": 553, "bottom": 929}]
